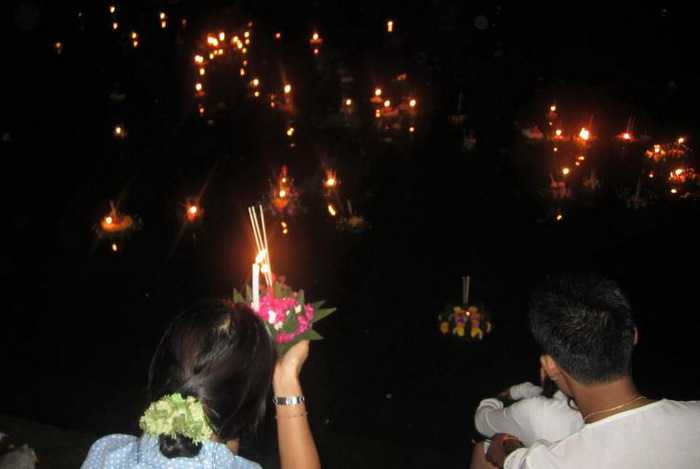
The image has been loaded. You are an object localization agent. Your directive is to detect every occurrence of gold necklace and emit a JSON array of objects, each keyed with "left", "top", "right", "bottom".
[{"left": 583, "top": 395, "right": 646, "bottom": 422}]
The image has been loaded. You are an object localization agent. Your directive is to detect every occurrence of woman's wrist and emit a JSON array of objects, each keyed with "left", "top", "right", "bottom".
[{"left": 273, "top": 376, "right": 302, "bottom": 396}]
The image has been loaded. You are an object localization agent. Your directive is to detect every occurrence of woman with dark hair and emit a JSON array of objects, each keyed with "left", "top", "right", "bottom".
[{"left": 81, "top": 300, "right": 321, "bottom": 469}]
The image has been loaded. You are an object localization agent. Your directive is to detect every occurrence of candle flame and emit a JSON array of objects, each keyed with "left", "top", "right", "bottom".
[
  {"left": 112, "top": 21, "right": 119, "bottom": 30},
  {"left": 671, "top": 188, "right": 678, "bottom": 194},
  {"left": 218, "top": 32, "right": 225, "bottom": 41},
  {"left": 279, "top": 189, "right": 287, "bottom": 198},
  {"left": 409, "top": 126, "right": 415, "bottom": 133},
  {"left": 252, "top": 78, "right": 260, "bottom": 87},
  {"left": 275, "top": 32, "right": 282, "bottom": 39},
  {"left": 678, "top": 137, "right": 685, "bottom": 144},
  {"left": 105, "top": 216, "right": 113, "bottom": 225},
  {"left": 284, "top": 84, "right": 292, "bottom": 94},
  {"left": 562, "top": 167, "right": 570, "bottom": 176},
  {"left": 109, "top": 5, "right": 116, "bottom": 14},
  {"left": 374, "top": 87, "right": 382, "bottom": 97},
  {"left": 111, "top": 243, "right": 118, "bottom": 252},
  {"left": 384, "top": 99, "right": 391, "bottom": 108},
  {"left": 409, "top": 99, "right": 417, "bottom": 108},
  {"left": 555, "top": 129, "right": 562, "bottom": 137},
  {"left": 622, "top": 132, "right": 632, "bottom": 140},
  {"left": 328, "top": 204, "right": 337, "bottom": 217},
  {"left": 550, "top": 105, "right": 557, "bottom": 112},
  {"left": 579, "top": 127, "right": 590, "bottom": 141},
  {"left": 345, "top": 98, "right": 352, "bottom": 106},
  {"left": 286, "top": 127, "right": 295, "bottom": 137},
  {"left": 199, "top": 67, "right": 206, "bottom": 76},
  {"left": 555, "top": 213, "right": 563, "bottom": 221},
  {"left": 387, "top": 20, "right": 394, "bottom": 32}
]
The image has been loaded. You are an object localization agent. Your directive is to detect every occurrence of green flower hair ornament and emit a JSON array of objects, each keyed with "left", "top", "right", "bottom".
[{"left": 139, "top": 393, "right": 214, "bottom": 444}]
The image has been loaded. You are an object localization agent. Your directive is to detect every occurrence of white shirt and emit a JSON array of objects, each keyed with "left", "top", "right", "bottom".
[
  {"left": 475, "top": 383, "right": 584, "bottom": 446},
  {"left": 505, "top": 399, "right": 700, "bottom": 469}
]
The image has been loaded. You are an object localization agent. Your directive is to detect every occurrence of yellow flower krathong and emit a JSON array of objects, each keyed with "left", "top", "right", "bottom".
[{"left": 139, "top": 393, "right": 213, "bottom": 444}]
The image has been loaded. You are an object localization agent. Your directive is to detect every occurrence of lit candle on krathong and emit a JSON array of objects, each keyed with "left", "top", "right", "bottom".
[
  {"left": 409, "top": 98, "right": 417, "bottom": 108},
  {"left": 251, "top": 78, "right": 260, "bottom": 87},
  {"left": 284, "top": 84, "right": 292, "bottom": 94},
  {"left": 279, "top": 189, "right": 287, "bottom": 198},
  {"left": 553, "top": 147, "right": 558, "bottom": 152},
  {"left": 649, "top": 172, "right": 655, "bottom": 178},
  {"left": 112, "top": 21, "right": 119, "bottom": 31},
  {"left": 375, "top": 109, "right": 381, "bottom": 118},
  {"left": 550, "top": 105, "right": 557, "bottom": 112},
  {"left": 323, "top": 170, "right": 338, "bottom": 188},
  {"left": 577, "top": 155, "right": 585, "bottom": 161},
  {"left": 195, "top": 82, "right": 203, "bottom": 93},
  {"left": 555, "top": 213, "right": 564, "bottom": 221},
  {"left": 374, "top": 87, "right": 382, "bottom": 97},
  {"left": 198, "top": 104, "right": 205, "bottom": 116},
  {"left": 578, "top": 127, "right": 590, "bottom": 142},
  {"left": 131, "top": 31, "right": 139, "bottom": 47},
  {"left": 253, "top": 90, "right": 260, "bottom": 98},
  {"left": 313, "top": 48, "right": 319, "bottom": 55},
  {"left": 252, "top": 249, "right": 266, "bottom": 310},
  {"left": 199, "top": 67, "right": 206, "bottom": 76},
  {"left": 275, "top": 32, "right": 282, "bottom": 40},
  {"left": 281, "top": 221, "right": 288, "bottom": 235},
  {"left": 286, "top": 127, "right": 295, "bottom": 137},
  {"left": 105, "top": 216, "right": 113, "bottom": 225},
  {"left": 244, "top": 31, "right": 251, "bottom": 39},
  {"left": 562, "top": 167, "right": 571, "bottom": 176},
  {"left": 345, "top": 98, "right": 353, "bottom": 107},
  {"left": 240, "top": 67, "right": 246, "bottom": 76},
  {"left": 384, "top": 99, "right": 391, "bottom": 108},
  {"left": 387, "top": 20, "right": 394, "bottom": 33},
  {"left": 54, "top": 41, "right": 63, "bottom": 54},
  {"left": 186, "top": 204, "right": 199, "bottom": 222},
  {"left": 327, "top": 204, "right": 337, "bottom": 217},
  {"left": 409, "top": 126, "right": 415, "bottom": 133},
  {"left": 108, "top": 5, "right": 116, "bottom": 14},
  {"left": 111, "top": 243, "right": 118, "bottom": 252},
  {"left": 310, "top": 32, "right": 322, "bottom": 46},
  {"left": 671, "top": 188, "right": 678, "bottom": 194},
  {"left": 159, "top": 12, "right": 167, "bottom": 28},
  {"left": 113, "top": 125, "right": 126, "bottom": 139},
  {"left": 678, "top": 137, "right": 686, "bottom": 144},
  {"left": 207, "top": 36, "right": 219, "bottom": 47},
  {"left": 218, "top": 32, "right": 226, "bottom": 41}
]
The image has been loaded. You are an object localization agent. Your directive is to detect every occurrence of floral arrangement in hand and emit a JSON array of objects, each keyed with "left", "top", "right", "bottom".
[{"left": 234, "top": 280, "right": 335, "bottom": 355}]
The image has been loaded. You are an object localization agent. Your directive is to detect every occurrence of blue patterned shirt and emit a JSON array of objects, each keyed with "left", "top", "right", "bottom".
[{"left": 81, "top": 434, "right": 262, "bottom": 469}]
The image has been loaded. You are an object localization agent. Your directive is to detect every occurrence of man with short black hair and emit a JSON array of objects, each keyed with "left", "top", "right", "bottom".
[{"left": 487, "top": 274, "right": 700, "bottom": 468}]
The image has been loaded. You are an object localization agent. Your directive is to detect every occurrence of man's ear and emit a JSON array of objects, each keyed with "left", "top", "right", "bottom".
[
  {"left": 540, "top": 354, "right": 561, "bottom": 379},
  {"left": 633, "top": 326, "right": 638, "bottom": 346}
]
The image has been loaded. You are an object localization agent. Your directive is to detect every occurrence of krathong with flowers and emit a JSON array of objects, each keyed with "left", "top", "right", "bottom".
[{"left": 234, "top": 205, "right": 335, "bottom": 355}]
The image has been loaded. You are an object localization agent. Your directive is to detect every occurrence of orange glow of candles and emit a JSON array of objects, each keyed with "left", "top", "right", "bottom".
[
  {"left": 244, "top": 31, "right": 250, "bottom": 39},
  {"left": 562, "top": 167, "right": 571, "bottom": 176},
  {"left": 281, "top": 221, "right": 288, "bottom": 235},
  {"left": 108, "top": 5, "right": 116, "bottom": 14},
  {"left": 577, "top": 155, "right": 585, "bottom": 161},
  {"left": 671, "top": 188, "right": 678, "bottom": 194},
  {"left": 384, "top": 99, "right": 391, "bottom": 108},
  {"left": 218, "top": 32, "right": 225, "bottom": 41},
  {"left": 374, "top": 87, "right": 382, "bottom": 97},
  {"left": 198, "top": 105, "right": 205, "bottom": 116},
  {"left": 555, "top": 129, "right": 562, "bottom": 137},
  {"left": 323, "top": 170, "right": 338, "bottom": 188},
  {"left": 555, "top": 213, "right": 563, "bottom": 221},
  {"left": 553, "top": 147, "right": 558, "bottom": 152},
  {"left": 112, "top": 21, "right": 119, "bottom": 30},
  {"left": 313, "top": 48, "right": 319, "bottom": 55},
  {"left": 622, "top": 132, "right": 632, "bottom": 140},
  {"left": 648, "top": 172, "right": 654, "bottom": 178},
  {"left": 345, "top": 98, "right": 352, "bottom": 107},
  {"left": 387, "top": 20, "right": 394, "bottom": 32},
  {"left": 409, "top": 98, "right": 417, "bottom": 108},
  {"left": 279, "top": 189, "right": 287, "bottom": 198},
  {"left": 240, "top": 67, "right": 246, "bottom": 76},
  {"left": 105, "top": 216, "right": 113, "bottom": 225},
  {"left": 245, "top": 38, "right": 251, "bottom": 45},
  {"left": 578, "top": 127, "right": 590, "bottom": 141},
  {"left": 111, "top": 243, "right": 118, "bottom": 252},
  {"left": 253, "top": 90, "right": 260, "bottom": 98},
  {"left": 251, "top": 78, "right": 259, "bottom": 87},
  {"left": 195, "top": 82, "right": 203, "bottom": 92},
  {"left": 54, "top": 41, "right": 63, "bottom": 54},
  {"left": 327, "top": 204, "right": 337, "bottom": 217},
  {"left": 409, "top": 126, "right": 415, "bottom": 133},
  {"left": 112, "top": 124, "right": 126, "bottom": 140},
  {"left": 275, "top": 32, "right": 282, "bottom": 39},
  {"left": 207, "top": 36, "right": 219, "bottom": 47},
  {"left": 286, "top": 127, "right": 295, "bottom": 137},
  {"left": 208, "top": 52, "right": 215, "bottom": 59},
  {"left": 284, "top": 84, "right": 292, "bottom": 94},
  {"left": 654, "top": 144, "right": 661, "bottom": 154},
  {"left": 375, "top": 109, "right": 381, "bottom": 118},
  {"left": 186, "top": 204, "right": 200, "bottom": 222},
  {"left": 241, "top": 47, "right": 247, "bottom": 54},
  {"left": 678, "top": 137, "right": 686, "bottom": 144},
  {"left": 198, "top": 67, "right": 206, "bottom": 76},
  {"left": 550, "top": 105, "right": 557, "bottom": 112}
]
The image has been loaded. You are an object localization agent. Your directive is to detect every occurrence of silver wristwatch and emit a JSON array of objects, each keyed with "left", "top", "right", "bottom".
[{"left": 272, "top": 395, "right": 305, "bottom": 406}]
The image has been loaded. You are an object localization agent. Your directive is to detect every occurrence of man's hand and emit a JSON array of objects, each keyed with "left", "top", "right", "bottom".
[{"left": 486, "top": 433, "right": 523, "bottom": 468}]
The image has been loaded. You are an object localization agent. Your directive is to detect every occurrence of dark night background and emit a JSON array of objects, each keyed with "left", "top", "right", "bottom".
[{"left": 2, "top": 1, "right": 699, "bottom": 468}]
